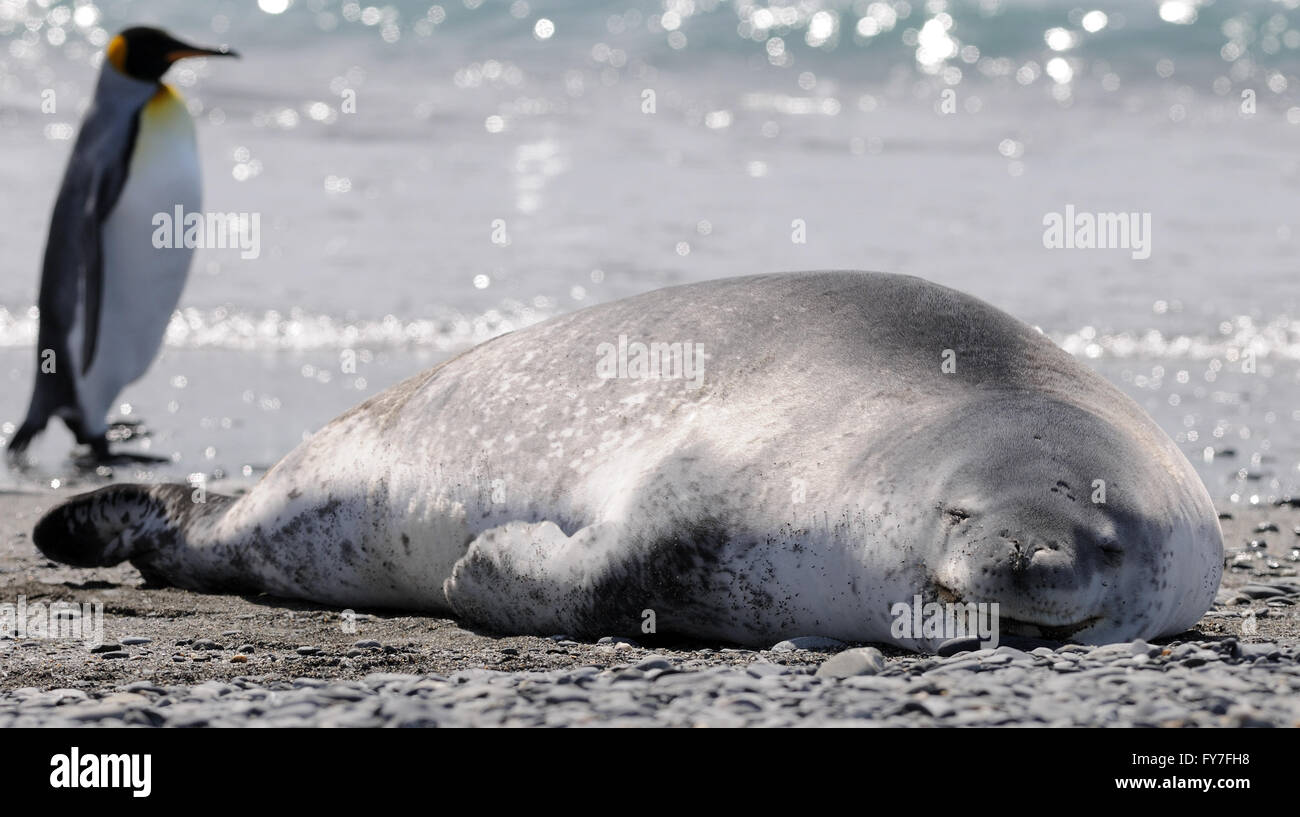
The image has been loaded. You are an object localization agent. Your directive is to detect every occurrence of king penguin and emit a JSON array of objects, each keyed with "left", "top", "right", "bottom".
[{"left": 7, "top": 27, "right": 237, "bottom": 463}]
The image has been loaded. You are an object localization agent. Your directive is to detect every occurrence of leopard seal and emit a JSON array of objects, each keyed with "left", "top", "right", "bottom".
[{"left": 31, "top": 272, "right": 1223, "bottom": 650}]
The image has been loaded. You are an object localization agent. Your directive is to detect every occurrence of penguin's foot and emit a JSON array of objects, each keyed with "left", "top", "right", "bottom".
[
  {"left": 106, "top": 419, "right": 150, "bottom": 443},
  {"left": 5, "top": 422, "right": 41, "bottom": 461},
  {"left": 73, "top": 438, "right": 169, "bottom": 470},
  {"left": 5, "top": 448, "right": 34, "bottom": 471}
]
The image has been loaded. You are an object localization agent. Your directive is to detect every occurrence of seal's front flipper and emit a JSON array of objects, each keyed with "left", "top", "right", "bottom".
[{"left": 444, "top": 520, "right": 644, "bottom": 638}]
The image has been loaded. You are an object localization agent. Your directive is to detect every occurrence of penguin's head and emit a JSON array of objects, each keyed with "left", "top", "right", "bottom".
[{"left": 106, "top": 27, "right": 238, "bottom": 82}]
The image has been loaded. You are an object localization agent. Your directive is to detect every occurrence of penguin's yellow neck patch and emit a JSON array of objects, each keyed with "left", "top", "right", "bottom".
[
  {"left": 146, "top": 83, "right": 188, "bottom": 122},
  {"left": 106, "top": 35, "right": 127, "bottom": 73},
  {"left": 150, "top": 83, "right": 180, "bottom": 103}
]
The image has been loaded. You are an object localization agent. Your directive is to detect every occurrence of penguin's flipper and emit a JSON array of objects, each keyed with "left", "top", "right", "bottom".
[
  {"left": 74, "top": 119, "right": 139, "bottom": 376},
  {"left": 78, "top": 204, "right": 104, "bottom": 375},
  {"left": 39, "top": 104, "right": 140, "bottom": 378}
]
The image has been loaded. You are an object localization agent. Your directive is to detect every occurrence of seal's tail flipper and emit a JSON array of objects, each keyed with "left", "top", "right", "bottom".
[{"left": 33, "top": 483, "right": 221, "bottom": 569}]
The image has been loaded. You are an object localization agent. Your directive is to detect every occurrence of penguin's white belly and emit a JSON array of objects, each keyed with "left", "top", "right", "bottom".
[{"left": 79, "top": 87, "right": 199, "bottom": 433}]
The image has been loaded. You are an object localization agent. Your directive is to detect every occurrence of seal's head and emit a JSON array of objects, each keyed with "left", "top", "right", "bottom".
[{"left": 916, "top": 393, "right": 1221, "bottom": 646}]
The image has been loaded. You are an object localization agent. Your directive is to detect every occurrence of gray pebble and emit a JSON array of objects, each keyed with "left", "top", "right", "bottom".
[
  {"left": 597, "top": 636, "right": 639, "bottom": 646},
  {"left": 362, "top": 673, "right": 420, "bottom": 688},
  {"left": 634, "top": 655, "right": 672, "bottom": 671},
  {"left": 815, "top": 647, "right": 886, "bottom": 679},
  {"left": 1240, "top": 584, "right": 1290, "bottom": 599},
  {"left": 1238, "top": 643, "right": 1280, "bottom": 660},
  {"left": 744, "top": 662, "right": 790, "bottom": 678},
  {"left": 1088, "top": 643, "right": 1133, "bottom": 660},
  {"left": 770, "top": 636, "right": 846, "bottom": 652},
  {"left": 937, "top": 636, "right": 982, "bottom": 656}
]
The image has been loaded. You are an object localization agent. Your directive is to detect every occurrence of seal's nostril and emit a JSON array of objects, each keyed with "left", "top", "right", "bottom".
[
  {"left": 1008, "top": 538, "right": 1072, "bottom": 572},
  {"left": 1098, "top": 540, "right": 1124, "bottom": 567},
  {"left": 943, "top": 507, "right": 971, "bottom": 525},
  {"left": 1007, "top": 540, "right": 1030, "bottom": 572}
]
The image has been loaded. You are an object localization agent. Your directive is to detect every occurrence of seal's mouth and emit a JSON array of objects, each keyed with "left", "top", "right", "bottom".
[
  {"left": 931, "top": 580, "right": 1102, "bottom": 640},
  {"left": 999, "top": 615, "right": 1103, "bottom": 640}
]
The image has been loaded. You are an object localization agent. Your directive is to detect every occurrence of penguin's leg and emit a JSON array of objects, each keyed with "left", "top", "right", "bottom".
[
  {"left": 7, "top": 380, "right": 62, "bottom": 459},
  {"left": 8, "top": 338, "right": 76, "bottom": 458},
  {"left": 87, "top": 435, "right": 112, "bottom": 461},
  {"left": 59, "top": 411, "right": 100, "bottom": 448},
  {"left": 5, "top": 420, "right": 46, "bottom": 458},
  {"left": 63, "top": 417, "right": 116, "bottom": 467}
]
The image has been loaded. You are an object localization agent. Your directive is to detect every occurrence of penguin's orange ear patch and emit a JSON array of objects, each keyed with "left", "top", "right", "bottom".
[{"left": 106, "top": 35, "right": 127, "bottom": 72}]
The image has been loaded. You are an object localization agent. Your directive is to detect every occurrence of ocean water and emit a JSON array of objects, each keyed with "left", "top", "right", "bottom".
[{"left": 0, "top": 0, "right": 1297, "bottom": 502}]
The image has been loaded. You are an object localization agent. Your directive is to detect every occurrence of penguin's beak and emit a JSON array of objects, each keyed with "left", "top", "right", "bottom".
[{"left": 165, "top": 43, "right": 239, "bottom": 63}]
